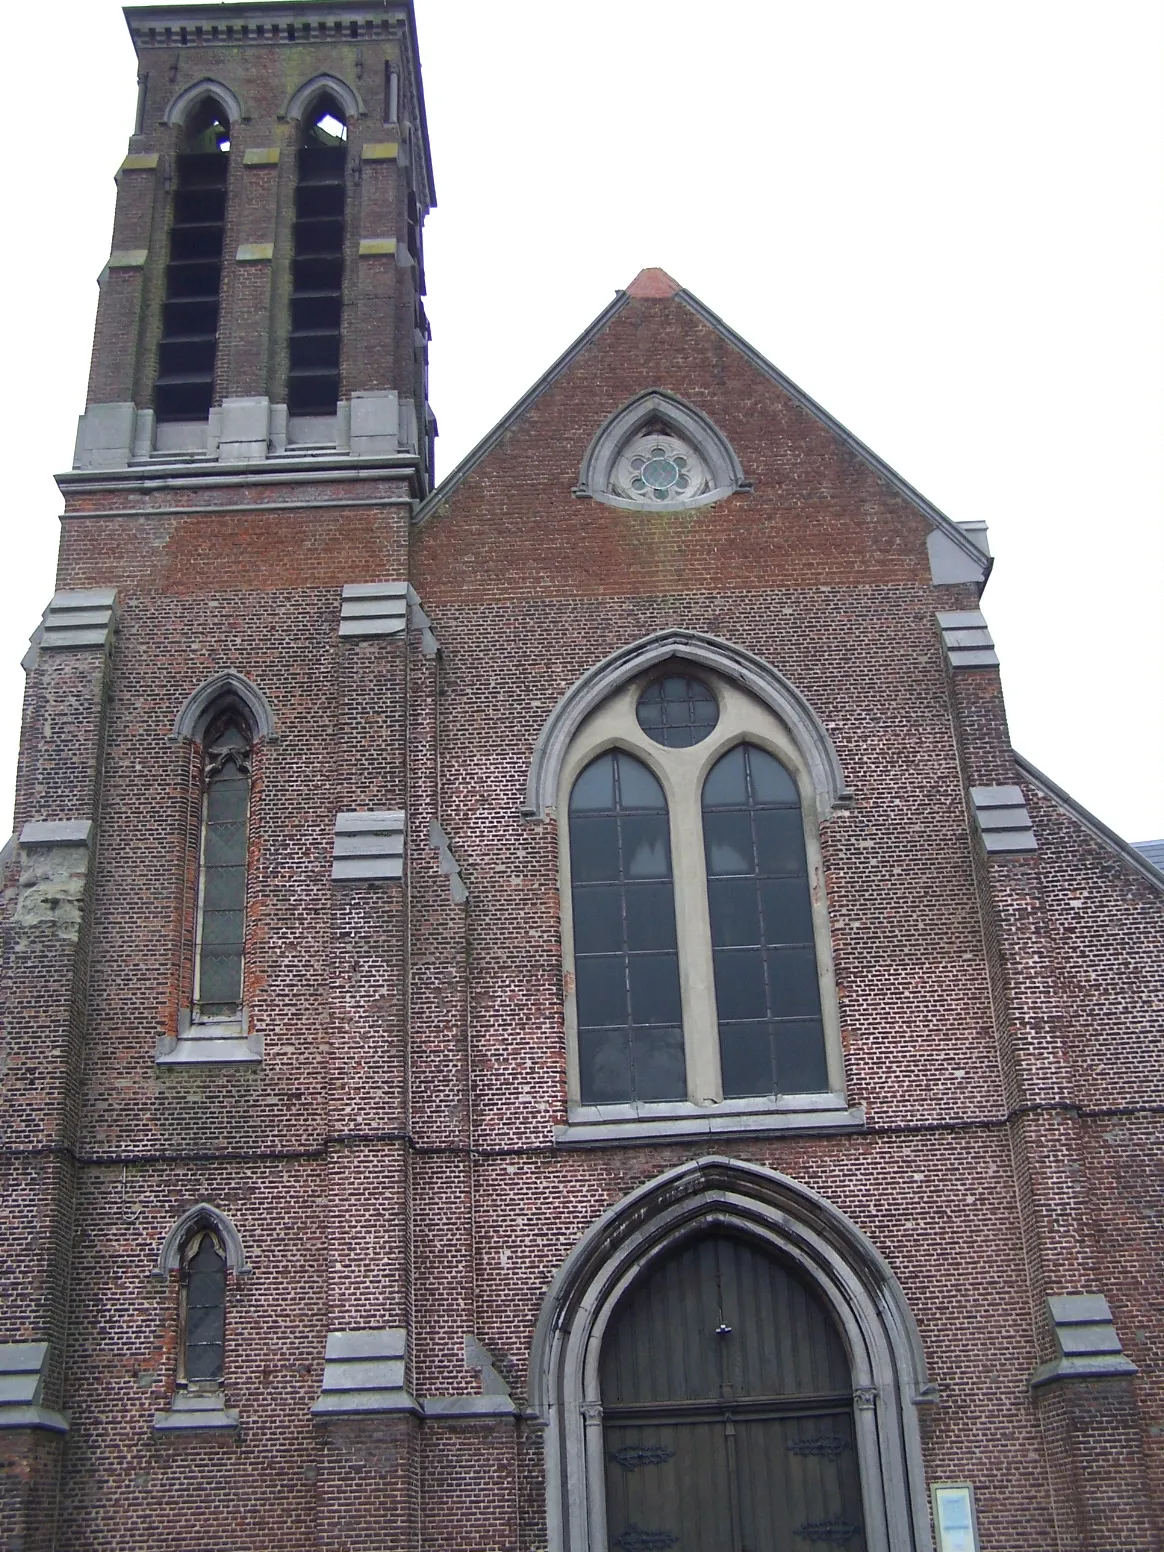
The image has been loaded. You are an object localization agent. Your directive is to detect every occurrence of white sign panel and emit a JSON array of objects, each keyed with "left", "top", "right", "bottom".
[{"left": 932, "top": 1484, "right": 979, "bottom": 1552}]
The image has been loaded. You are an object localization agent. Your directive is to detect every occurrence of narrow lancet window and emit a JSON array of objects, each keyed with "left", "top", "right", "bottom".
[
  {"left": 193, "top": 708, "right": 252, "bottom": 1020},
  {"left": 179, "top": 1227, "right": 227, "bottom": 1385},
  {"left": 569, "top": 750, "right": 685, "bottom": 1105},
  {"left": 155, "top": 98, "right": 230, "bottom": 421},
  {"left": 702, "top": 744, "right": 827, "bottom": 1096},
  {"left": 288, "top": 98, "right": 348, "bottom": 415}
]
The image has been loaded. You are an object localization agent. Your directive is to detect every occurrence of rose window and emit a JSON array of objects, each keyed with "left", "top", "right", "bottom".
[{"left": 612, "top": 432, "right": 709, "bottom": 506}]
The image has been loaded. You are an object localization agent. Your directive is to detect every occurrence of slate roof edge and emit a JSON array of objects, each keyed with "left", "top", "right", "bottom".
[
  {"left": 1014, "top": 752, "right": 1164, "bottom": 894},
  {"left": 412, "top": 292, "right": 631, "bottom": 526},
  {"left": 673, "top": 288, "right": 991, "bottom": 578}
]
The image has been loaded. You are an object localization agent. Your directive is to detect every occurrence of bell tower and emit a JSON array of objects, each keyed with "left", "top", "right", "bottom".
[
  {"left": 75, "top": 0, "right": 435, "bottom": 484},
  {"left": 1, "top": 7, "right": 441, "bottom": 1545}
]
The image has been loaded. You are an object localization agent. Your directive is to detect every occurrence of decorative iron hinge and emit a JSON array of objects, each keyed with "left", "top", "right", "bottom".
[
  {"left": 796, "top": 1520, "right": 862, "bottom": 1545},
  {"left": 609, "top": 1444, "right": 676, "bottom": 1472},
  {"left": 616, "top": 1526, "right": 680, "bottom": 1551},
  {"left": 786, "top": 1434, "right": 850, "bottom": 1459}
]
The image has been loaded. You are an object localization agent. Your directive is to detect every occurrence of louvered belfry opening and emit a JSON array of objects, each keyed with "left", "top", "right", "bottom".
[
  {"left": 601, "top": 1234, "right": 866, "bottom": 1552},
  {"left": 154, "top": 99, "right": 230, "bottom": 422},
  {"left": 289, "top": 99, "right": 348, "bottom": 415}
]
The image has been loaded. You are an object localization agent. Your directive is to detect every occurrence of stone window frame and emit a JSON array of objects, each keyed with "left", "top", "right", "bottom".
[
  {"left": 529, "top": 1157, "right": 936, "bottom": 1552},
  {"left": 556, "top": 660, "right": 859, "bottom": 1143},
  {"left": 152, "top": 1204, "right": 248, "bottom": 1433},
  {"left": 575, "top": 390, "right": 748, "bottom": 512},
  {"left": 157, "top": 673, "right": 274, "bottom": 1066}
]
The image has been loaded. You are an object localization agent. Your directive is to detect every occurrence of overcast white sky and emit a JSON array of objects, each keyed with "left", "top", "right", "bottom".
[{"left": 2, "top": 0, "right": 1160, "bottom": 841}]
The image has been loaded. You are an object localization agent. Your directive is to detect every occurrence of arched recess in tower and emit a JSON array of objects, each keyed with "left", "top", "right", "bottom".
[
  {"left": 154, "top": 94, "right": 232, "bottom": 423},
  {"left": 288, "top": 95, "right": 350, "bottom": 417}
]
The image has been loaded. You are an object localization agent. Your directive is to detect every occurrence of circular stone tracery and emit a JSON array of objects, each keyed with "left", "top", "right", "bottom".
[{"left": 613, "top": 432, "right": 709, "bottom": 505}]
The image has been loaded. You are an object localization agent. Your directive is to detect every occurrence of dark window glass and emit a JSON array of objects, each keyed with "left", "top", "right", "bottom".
[
  {"left": 636, "top": 675, "right": 720, "bottom": 747},
  {"left": 702, "top": 745, "right": 827, "bottom": 1097},
  {"left": 181, "top": 1229, "right": 226, "bottom": 1384},
  {"left": 570, "top": 751, "right": 685, "bottom": 1105},
  {"left": 195, "top": 710, "right": 252, "bottom": 1019}
]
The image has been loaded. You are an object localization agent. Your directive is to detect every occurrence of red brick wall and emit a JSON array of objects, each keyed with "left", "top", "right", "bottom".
[{"left": 4, "top": 190, "right": 1162, "bottom": 1552}]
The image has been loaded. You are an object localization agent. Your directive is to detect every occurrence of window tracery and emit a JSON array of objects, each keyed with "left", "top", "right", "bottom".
[
  {"left": 613, "top": 431, "right": 710, "bottom": 505},
  {"left": 576, "top": 392, "right": 746, "bottom": 512},
  {"left": 558, "top": 665, "right": 844, "bottom": 1121}
]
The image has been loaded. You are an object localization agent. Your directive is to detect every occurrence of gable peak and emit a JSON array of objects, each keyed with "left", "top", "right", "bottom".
[{"left": 625, "top": 268, "right": 682, "bottom": 298}]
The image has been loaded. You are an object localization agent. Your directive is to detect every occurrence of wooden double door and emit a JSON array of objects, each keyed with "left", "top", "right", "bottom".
[{"left": 600, "top": 1235, "right": 866, "bottom": 1552}]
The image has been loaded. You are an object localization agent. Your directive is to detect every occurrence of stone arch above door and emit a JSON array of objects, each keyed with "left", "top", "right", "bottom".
[{"left": 528, "top": 1157, "right": 935, "bottom": 1552}]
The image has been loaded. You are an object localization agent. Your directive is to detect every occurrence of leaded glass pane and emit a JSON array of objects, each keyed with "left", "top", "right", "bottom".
[
  {"left": 636, "top": 675, "right": 720, "bottom": 748},
  {"left": 194, "top": 710, "right": 252, "bottom": 1019},
  {"left": 182, "top": 1231, "right": 226, "bottom": 1383},
  {"left": 629, "top": 1026, "right": 686, "bottom": 1102},
  {"left": 702, "top": 744, "right": 826, "bottom": 1096},
  {"left": 570, "top": 751, "right": 685, "bottom": 1105},
  {"left": 775, "top": 1019, "right": 830, "bottom": 1093}
]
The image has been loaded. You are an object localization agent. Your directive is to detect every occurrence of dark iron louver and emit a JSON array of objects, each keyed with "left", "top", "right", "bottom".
[
  {"left": 288, "top": 133, "right": 346, "bottom": 416},
  {"left": 155, "top": 135, "right": 228, "bottom": 422}
]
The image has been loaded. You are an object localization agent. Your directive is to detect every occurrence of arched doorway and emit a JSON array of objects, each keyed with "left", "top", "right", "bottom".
[
  {"left": 600, "top": 1233, "right": 865, "bottom": 1552},
  {"left": 530, "top": 1159, "right": 934, "bottom": 1552}
]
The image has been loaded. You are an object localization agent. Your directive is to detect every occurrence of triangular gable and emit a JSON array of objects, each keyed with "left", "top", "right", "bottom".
[{"left": 413, "top": 270, "right": 991, "bottom": 580}]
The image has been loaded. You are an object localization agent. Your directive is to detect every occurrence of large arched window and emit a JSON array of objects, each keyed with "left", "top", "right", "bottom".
[
  {"left": 558, "top": 663, "right": 848, "bottom": 1132},
  {"left": 154, "top": 95, "right": 231, "bottom": 422},
  {"left": 193, "top": 705, "right": 253, "bottom": 1022}
]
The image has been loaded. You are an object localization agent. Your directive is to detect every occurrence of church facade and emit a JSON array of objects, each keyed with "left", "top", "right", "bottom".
[{"left": 2, "top": 5, "right": 1163, "bottom": 1550}]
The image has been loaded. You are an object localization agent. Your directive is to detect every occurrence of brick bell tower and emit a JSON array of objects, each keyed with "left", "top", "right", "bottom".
[
  {"left": 78, "top": 0, "right": 435, "bottom": 479},
  {"left": 1, "top": 5, "right": 443, "bottom": 1547}
]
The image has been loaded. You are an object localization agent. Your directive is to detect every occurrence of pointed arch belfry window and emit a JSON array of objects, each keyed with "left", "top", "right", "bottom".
[
  {"left": 154, "top": 94, "right": 232, "bottom": 422},
  {"left": 193, "top": 705, "right": 253, "bottom": 1021},
  {"left": 576, "top": 391, "right": 747, "bottom": 511},
  {"left": 288, "top": 94, "right": 349, "bottom": 415}
]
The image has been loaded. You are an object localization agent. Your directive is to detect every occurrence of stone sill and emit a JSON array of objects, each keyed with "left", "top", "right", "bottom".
[
  {"left": 156, "top": 1022, "right": 262, "bottom": 1065},
  {"left": 154, "top": 1394, "right": 239, "bottom": 1432},
  {"left": 557, "top": 1094, "right": 864, "bottom": 1148}
]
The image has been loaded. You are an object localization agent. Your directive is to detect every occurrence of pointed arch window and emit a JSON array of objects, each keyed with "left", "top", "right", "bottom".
[
  {"left": 569, "top": 750, "right": 685, "bottom": 1105},
  {"left": 154, "top": 96, "right": 231, "bottom": 422},
  {"left": 179, "top": 1225, "right": 227, "bottom": 1386},
  {"left": 558, "top": 665, "right": 851, "bottom": 1135},
  {"left": 703, "top": 744, "right": 827, "bottom": 1097},
  {"left": 576, "top": 392, "right": 747, "bottom": 512},
  {"left": 193, "top": 706, "right": 252, "bottom": 1022},
  {"left": 288, "top": 96, "right": 348, "bottom": 416}
]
